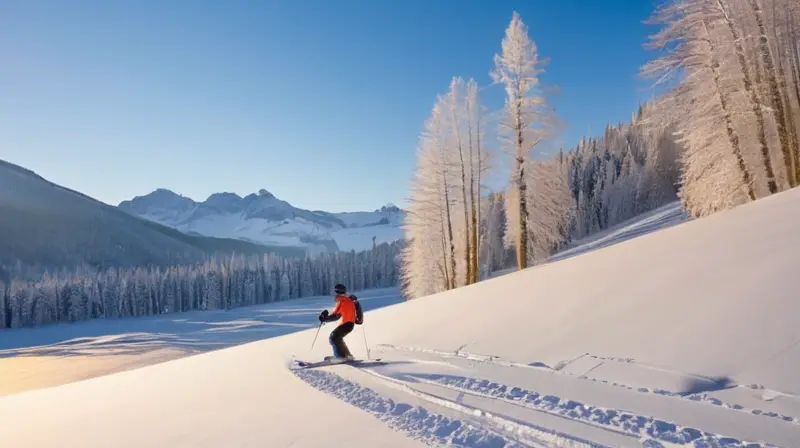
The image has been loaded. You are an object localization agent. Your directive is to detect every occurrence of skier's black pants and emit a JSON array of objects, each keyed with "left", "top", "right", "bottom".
[{"left": 329, "top": 322, "right": 354, "bottom": 358}]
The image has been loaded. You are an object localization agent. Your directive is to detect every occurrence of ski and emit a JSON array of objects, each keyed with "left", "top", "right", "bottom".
[{"left": 291, "top": 357, "right": 384, "bottom": 370}]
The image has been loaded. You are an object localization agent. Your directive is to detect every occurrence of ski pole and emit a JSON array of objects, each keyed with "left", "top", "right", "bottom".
[
  {"left": 362, "top": 325, "right": 371, "bottom": 360},
  {"left": 311, "top": 322, "right": 323, "bottom": 350}
]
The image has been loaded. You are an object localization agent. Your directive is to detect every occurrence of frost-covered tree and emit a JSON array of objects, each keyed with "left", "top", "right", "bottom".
[
  {"left": 745, "top": 0, "right": 799, "bottom": 188},
  {"left": 524, "top": 159, "right": 574, "bottom": 261},
  {"left": 641, "top": 0, "right": 760, "bottom": 215},
  {"left": 555, "top": 104, "right": 681, "bottom": 239},
  {"left": 480, "top": 192, "right": 512, "bottom": 277},
  {"left": 640, "top": 0, "right": 800, "bottom": 216},
  {"left": 0, "top": 241, "right": 403, "bottom": 329},
  {"left": 491, "top": 11, "right": 558, "bottom": 270},
  {"left": 401, "top": 77, "right": 489, "bottom": 299},
  {"left": 402, "top": 98, "right": 456, "bottom": 298},
  {"left": 465, "top": 80, "right": 485, "bottom": 283}
]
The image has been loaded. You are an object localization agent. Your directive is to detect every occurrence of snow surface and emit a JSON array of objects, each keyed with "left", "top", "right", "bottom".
[
  {"left": 0, "top": 288, "right": 402, "bottom": 396},
  {"left": 3, "top": 189, "right": 800, "bottom": 447}
]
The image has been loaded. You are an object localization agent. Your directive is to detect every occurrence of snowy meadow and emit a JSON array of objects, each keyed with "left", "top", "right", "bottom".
[{"left": 0, "top": 287, "right": 402, "bottom": 396}]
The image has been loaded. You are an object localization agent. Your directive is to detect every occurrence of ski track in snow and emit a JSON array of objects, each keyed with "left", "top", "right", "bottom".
[
  {"left": 379, "top": 344, "right": 800, "bottom": 429},
  {"left": 403, "top": 373, "right": 769, "bottom": 448},
  {"left": 557, "top": 355, "right": 800, "bottom": 428},
  {"left": 290, "top": 357, "right": 775, "bottom": 448},
  {"left": 292, "top": 368, "right": 536, "bottom": 448}
]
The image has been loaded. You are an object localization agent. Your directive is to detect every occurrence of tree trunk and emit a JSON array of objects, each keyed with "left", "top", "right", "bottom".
[
  {"left": 439, "top": 213, "right": 450, "bottom": 291},
  {"left": 453, "top": 107, "right": 472, "bottom": 287},
  {"left": 702, "top": 20, "right": 756, "bottom": 201},
  {"left": 442, "top": 175, "right": 457, "bottom": 290},
  {"left": 717, "top": 0, "right": 778, "bottom": 194},
  {"left": 772, "top": 0, "right": 800, "bottom": 183},
  {"left": 516, "top": 157, "right": 528, "bottom": 270},
  {"left": 787, "top": 8, "right": 800, "bottom": 181},
  {"left": 467, "top": 94, "right": 480, "bottom": 284},
  {"left": 791, "top": 11, "right": 800, "bottom": 105},
  {"left": 470, "top": 168, "right": 479, "bottom": 283},
  {"left": 750, "top": 0, "right": 797, "bottom": 188}
]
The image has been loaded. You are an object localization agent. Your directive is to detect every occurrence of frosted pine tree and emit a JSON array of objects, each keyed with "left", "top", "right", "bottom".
[
  {"left": 491, "top": 12, "right": 558, "bottom": 269},
  {"left": 526, "top": 159, "right": 574, "bottom": 262}
]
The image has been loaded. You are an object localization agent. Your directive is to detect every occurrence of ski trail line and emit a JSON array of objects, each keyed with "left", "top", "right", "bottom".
[{"left": 349, "top": 364, "right": 622, "bottom": 448}]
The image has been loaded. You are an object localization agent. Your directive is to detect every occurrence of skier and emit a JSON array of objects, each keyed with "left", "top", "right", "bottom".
[{"left": 318, "top": 283, "right": 362, "bottom": 361}]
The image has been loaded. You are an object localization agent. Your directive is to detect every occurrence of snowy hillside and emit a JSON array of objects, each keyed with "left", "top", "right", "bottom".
[
  {"left": 3, "top": 188, "right": 800, "bottom": 447},
  {"left": 119, "top": 189, "right": 405, "bottom": 253}
]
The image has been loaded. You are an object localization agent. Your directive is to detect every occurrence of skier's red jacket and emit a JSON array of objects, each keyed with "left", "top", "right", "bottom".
[{"left": 330, "top": 294, "right": 357, "bottom": 325}]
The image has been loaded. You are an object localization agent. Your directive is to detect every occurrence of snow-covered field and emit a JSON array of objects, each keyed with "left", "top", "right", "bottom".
[
  {"left": 2, "top": 189, "right": 800, "bottom": 447},
  {"left": 0, "top": 288, "right": 402, "bottom": 397}
]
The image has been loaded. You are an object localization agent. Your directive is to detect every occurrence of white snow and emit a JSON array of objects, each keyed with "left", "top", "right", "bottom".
[
  {"left": 329, "top": 221, "right": 406, "bottom": 252},
  {"left": 3, "top": 188, "right": 800, "bottom": 447},
  {"left": 331, "top": 209, "right": 404, "bottom": 228},
  {"left": 174, "top": 211, "right": 328, "bottom": 247},
  {"left": 123, "top": 191, "right": 406, "bottom": 253},
  {"left": 134, "top": 209, "right": 405, "bottom": 252},
  {"left": 135, "top": 208, "right": 404, "bottom": 252}
]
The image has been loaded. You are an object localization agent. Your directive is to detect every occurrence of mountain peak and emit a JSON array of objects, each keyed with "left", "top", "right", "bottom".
[
  {"left": 150, "top": 188, "right": 183, "bottom": 199},
  {"left": 118, "top": 187, "right": 406, "bottom": 252},
  {"left": 206, "top": 192, "right": 242, "bottom": 202},
  {"left": 118, "top": 188, "right": 196, "bottom": 217},
  {"left": 378, "top": 203, "right": 401, "bottom": 213}
]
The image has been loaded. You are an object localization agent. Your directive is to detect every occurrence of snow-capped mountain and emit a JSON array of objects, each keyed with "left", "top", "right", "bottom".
[{"left": 118, "top": 188, "right": 405, "bottom": 253}]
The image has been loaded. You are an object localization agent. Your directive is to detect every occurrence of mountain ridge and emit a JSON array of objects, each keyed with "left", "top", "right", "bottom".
[
  {"left": 121, "top": 187, "right": 401, "bottom": 216},
  {"left": 118, "top": 187, "right": 406, "bottom": 253},
  {"left": 0, "top": 159, "right": 306, "bottom": 273}
]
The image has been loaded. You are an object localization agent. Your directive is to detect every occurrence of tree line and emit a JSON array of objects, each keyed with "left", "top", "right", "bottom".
[
  {"left": 401, "top": 12, "right": 684, "bottom": 299},
  {"left": 0, "top": 241, "right": 402, "bottom": 329},
  {"left": 402, "top": 1, "right": 799, "bottom": 299},
  {"left": 641, "top": 0, "right": 800, "bottom": 217}
]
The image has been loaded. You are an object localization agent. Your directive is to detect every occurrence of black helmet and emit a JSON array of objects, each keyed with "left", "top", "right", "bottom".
[{"left": 333, "top": 283, "right": 347, "bottom": 294}]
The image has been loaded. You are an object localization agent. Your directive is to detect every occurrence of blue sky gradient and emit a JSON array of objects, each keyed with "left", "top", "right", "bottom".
[{"left": 1, "top": 0, "right": 661, "bottom": 212}]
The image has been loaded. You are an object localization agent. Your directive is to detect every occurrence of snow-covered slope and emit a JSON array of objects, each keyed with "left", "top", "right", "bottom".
[
  {"left": 119, "top": 189, "right": 405, "bottom": 253},
  {"left": 3, "top": 188, "right": 800, "bottom": 447}
]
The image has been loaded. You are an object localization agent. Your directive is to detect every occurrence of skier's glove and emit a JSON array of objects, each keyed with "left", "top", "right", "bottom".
[{"left": 318, "top": 310, "right": 329, "bottom": 322}]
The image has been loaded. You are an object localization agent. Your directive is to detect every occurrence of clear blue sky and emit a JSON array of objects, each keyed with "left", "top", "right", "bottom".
[{"left": 0, "top": 0, "right": 661, "bottom": 212}]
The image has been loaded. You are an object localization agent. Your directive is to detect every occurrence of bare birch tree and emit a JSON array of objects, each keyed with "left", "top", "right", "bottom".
[
  {"left": 401, "top": 100, "right": 457, "bottom": 298},
  {"left": 402, "top": 77, "right": 489, "bottom": 298}
]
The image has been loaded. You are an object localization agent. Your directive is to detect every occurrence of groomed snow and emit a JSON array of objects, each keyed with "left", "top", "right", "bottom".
[{"left": 2, "top": 189, "right": 800, "bottom": 447}]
